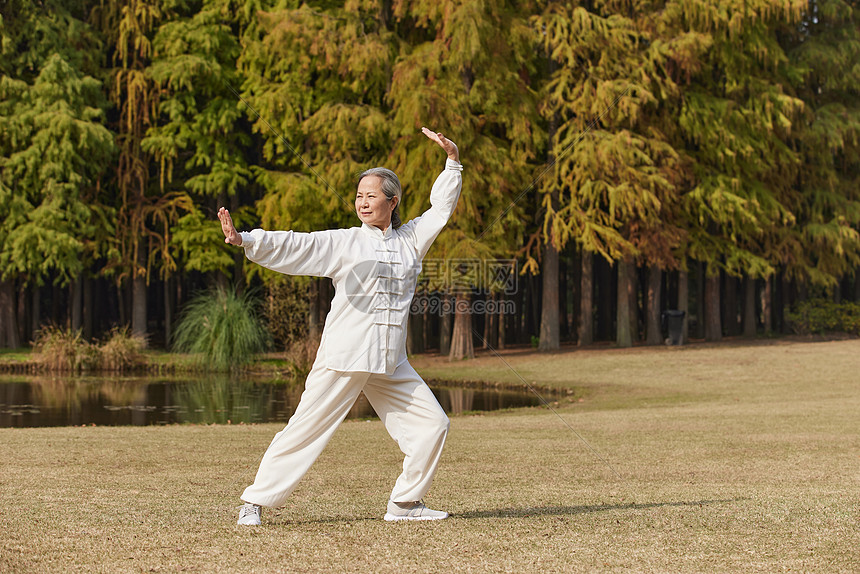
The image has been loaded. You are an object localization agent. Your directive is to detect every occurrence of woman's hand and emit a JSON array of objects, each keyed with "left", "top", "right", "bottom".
[
  {"left": 218, "top": 207, "right": 242, "bottom": 246},
  {"left": 421, "top": 127, "right": 459, "bottom": 163}
]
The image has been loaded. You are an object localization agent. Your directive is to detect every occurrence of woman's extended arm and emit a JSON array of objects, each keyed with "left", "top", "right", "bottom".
[{"left": 217, "top": 207, "right": 346, "bottom": 278}]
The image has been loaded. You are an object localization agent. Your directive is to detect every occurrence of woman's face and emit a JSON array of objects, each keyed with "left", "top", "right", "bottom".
[{"left": 355, "top": 175, "right": 397, "bottom": 230}]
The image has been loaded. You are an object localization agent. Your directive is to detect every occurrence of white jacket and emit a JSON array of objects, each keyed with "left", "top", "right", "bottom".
[{"left": 240, "top": 159, "right": 463, "bottom": 374}]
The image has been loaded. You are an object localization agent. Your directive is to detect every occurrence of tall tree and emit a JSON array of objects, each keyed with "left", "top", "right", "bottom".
[
  {"left": 143, "top": 0, "right": 255, "bottom": 340},
  {"left": 240, "top": 1, "right": 538, "bottom": 359},
  {"left": 0, "top": 1, "right": 115, "bottom": 346},
  {"left": 388, "top": 0, "right": 540, "bottom": 360},
  {"left": 671, "top": 0, "right": 806, "bottom": 317},
  {"left": 238, "top": 0, "right": 397, "bottom": 339},
  {"left": 779, "top": 0, "right": 860, "bottom": 290},
  {"left": 534, "top": 1, "right": 686, "bottom": 348},
  {"left": 92, "top": 0, "right": 189, "bottom": 339}
]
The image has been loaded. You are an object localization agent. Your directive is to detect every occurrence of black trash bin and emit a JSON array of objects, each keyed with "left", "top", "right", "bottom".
[{"left": 662, "top": 310, "right": 686, "bottom": 345}]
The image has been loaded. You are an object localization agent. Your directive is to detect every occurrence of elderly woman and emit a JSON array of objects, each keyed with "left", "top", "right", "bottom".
[{"left": 218, "top": 127, "right": 462, "bottom": 525}]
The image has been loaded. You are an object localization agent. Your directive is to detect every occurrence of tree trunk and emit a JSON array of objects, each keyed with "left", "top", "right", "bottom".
[
  {"left": 762, "top": 276, "right": 773, "bottom": 334},
  {"left": 559, "top": 253, "right": 569, "bottom": 340},
  {"left": 163, "top": 276, "right": 173, "bottom": 347},
  {"left": 696, "top": 261, "right": 706, "bottom": 338},
  {"left": 17, "top": 284, "right": 28, "bottom": 344},
  {"left": 407, "top": 307, "right": 424, "bottom": 355},
  {"left": 423, "top": 303, "right": 432, "bottom": 351},
  {"left": 704, "top": 267, "right": 722, "bottom": 342},
  {"left": 513, "top": 287, "right": 523, "bottom": 345},
  {"left": 83, "top": 277, "right": 93, "bottom": 340},
  {"left": 486, "top": 293, "right": 497, "bottom": 349},
  {"left": 777, "top": 271, "right": 790, "bottom": 333},
  {"left": 448, "top": 293, "right": 474, "bottom": 360},
  {"left": 646, "top": 264, "right": 662, "bottom": 345},
  {"left": 722, "top": 274, "right": 739, "bottom": 336},
  {"left": 678, "top": 269, "right": 689, "bottom": 344},
  {"left": 743, "top": 276, "right": 757, "bottom": 338},
  {"left": 578, "top": 250, "right": 594, "bottom": 346},
  {"left": 117, "top": 282, "right": 127, "bottom": 327},
  {"left": 597, "top": 256, "right": 614, "bottom": 341},
  {"left": 538, "top": 242, "right": 560, "bottom": 351},
  {"left": 497, "top": 294, "right": 506, "bottom": 350},
  {"left": 616, "top": 258, "right": 633, "bottom": 348},
  {"left": 440, "top": 295, "right": 452, "bottom": 356},
  {"left": 71, "top": 278, "right": 83, "bottom": 332},
  {"left": 132, "top": 274, "right": 147, "bottom": 338},
  {"left": 630, "top": 263, "right": 639, "bottom": 341},
  {"left": 0, "top": 280, "right": 21, "bottom": 348},
  {"left": 31, "top": 286, "right": 41, "bottom": 339},
  {"left": 854, "top": 268, "right": 860, "bottom": 302},
  {"left": 51, "top": 283, "right": 61, "bottom": 324},
  {"left": 481, "top": 294, "right": 491, "bottom": 349},
  {"left": 529, "top": 273, "right": 540, "bottom": 340}
]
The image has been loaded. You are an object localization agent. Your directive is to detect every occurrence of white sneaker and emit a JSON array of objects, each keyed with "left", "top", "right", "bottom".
[
  {"left": 237, "top": 503, "right": 261, "bottom": 526},
  {"left": 384, "top": 500, "right": 449, "bottom": 522}
]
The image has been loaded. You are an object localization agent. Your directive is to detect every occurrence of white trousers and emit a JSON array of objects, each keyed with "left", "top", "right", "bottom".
[{"left": 240, "top": 361, "right": 450, "bottom": 508}]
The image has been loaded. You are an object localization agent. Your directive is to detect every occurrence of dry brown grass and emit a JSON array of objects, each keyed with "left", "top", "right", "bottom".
[{"left": 1, "top": 339, "right": 858, "bottom": 573}]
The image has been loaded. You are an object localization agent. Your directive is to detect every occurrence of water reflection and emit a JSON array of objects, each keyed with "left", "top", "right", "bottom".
[{"left": 0, "top": 375, "right": 558, "bottom": 428}]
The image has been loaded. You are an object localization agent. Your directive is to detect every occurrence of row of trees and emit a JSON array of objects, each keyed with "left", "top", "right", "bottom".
[{"left": 1, "top": 0, "right": 858, "bottom": 357}]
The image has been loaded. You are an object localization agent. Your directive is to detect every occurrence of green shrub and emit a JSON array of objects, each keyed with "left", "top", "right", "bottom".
[
  {"left": 785, "top": 299, "right": 860, "bottom": 336},
  {"left": 262, "top": 277, "right": 310, "bottom": 350},
  {"left": 172, "top": 286, "right": 271, "bottom": 371}
]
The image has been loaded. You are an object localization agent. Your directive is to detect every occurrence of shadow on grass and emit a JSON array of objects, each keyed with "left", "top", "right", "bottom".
[
  {"left": 453, "top": 498, "right": 748, "bottom": 520},
  {"left": 264, "top": 498, "right": 747, "bottom": 526}
]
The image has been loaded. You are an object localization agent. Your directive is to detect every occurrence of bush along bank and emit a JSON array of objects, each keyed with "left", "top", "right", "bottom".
[{"left": 786, "top": 299, "right": 860, "bottom": 336}]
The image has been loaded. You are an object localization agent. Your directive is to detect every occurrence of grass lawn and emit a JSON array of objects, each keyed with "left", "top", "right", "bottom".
[{"left": 1, "top": 338, "right": 857, "bottom": 573}]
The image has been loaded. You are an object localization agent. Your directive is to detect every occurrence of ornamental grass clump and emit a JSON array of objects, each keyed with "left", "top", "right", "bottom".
[
  {"left": 172, "top": 286, "right": 271, "bottom": 371},
  {"left": 99, "top": 327, "right": 146, "bottom": 371},
  {"left": 32, "top": 326, "right": 100, "bottom": 373}
]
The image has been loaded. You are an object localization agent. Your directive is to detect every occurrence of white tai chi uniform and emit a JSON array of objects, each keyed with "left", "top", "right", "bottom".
[{"left": 239, "top": 159, "right": 463, "bottom": 508}]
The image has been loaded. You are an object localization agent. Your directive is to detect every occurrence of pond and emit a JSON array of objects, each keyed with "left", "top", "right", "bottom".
[{"left": 0, "top": 375, "right": 559, "bottom": 427}]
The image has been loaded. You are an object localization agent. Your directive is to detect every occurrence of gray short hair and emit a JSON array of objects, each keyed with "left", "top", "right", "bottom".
[{"left": 358, "top": 167, "right": 402, "bottom": 229}]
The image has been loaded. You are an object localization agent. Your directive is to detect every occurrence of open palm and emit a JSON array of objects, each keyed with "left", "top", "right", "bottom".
[
  {"left": 218, "top": 207, "right": 242, "bottom": 246},
  {"left": 421, "top": 127, "right": 459, "bottom": 162}
]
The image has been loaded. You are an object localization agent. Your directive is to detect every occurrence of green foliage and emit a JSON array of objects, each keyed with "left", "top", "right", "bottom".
[
  {"left": 0, "top": 52, "right": 116, "bottom": 286},
  {"left": 534, "top": 3, "right": 686, "bottom": 269},
  {"left": 387, "top": 0, "right": 540, "bottom": 266},
  {"left": 172, "top": 286, "right": 271, "bottom": 371},
  {"left": 785, "top": 299, "right": 860, "bottom": 336},
  {"left": 3, "top": 0, "right": 860, "bottom": 350},
  {"left": 261, "top": 278, "right": 310, "bottom": 350},
  {"left": 169, "top": 208, "right": 240, "bottom": 274},
  {"left": 241, "top": 1, "right": 395, "bottom": 234},
  {"left": 778, "top": 0, "right": 860, "bottom": 286}
]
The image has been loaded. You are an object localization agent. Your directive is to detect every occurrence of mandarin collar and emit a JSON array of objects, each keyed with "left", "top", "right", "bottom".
[{"left": 360, "top": 222, "right": 394, "bottom": 240}]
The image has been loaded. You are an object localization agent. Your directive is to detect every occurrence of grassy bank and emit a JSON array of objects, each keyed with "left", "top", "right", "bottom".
[{"left": 1, "top": 339, "right": 858, "bottom": 573}]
